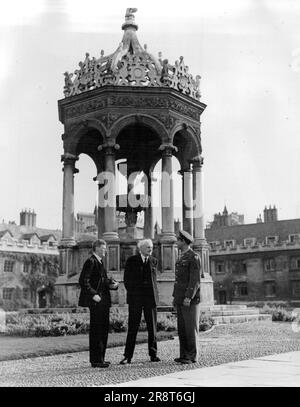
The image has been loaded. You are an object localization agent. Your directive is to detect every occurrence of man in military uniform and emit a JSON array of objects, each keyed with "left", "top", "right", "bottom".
[{"left": 172, "top": 230, "right": 201, "bottom": 364}]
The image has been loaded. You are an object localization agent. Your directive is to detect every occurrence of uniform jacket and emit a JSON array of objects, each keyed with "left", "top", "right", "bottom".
[
  {"left": 124, "top": 254, "right": 159, "bottom": 305},
  {"left": 78, "top": 254, "right": 111, "bottom": 307},
  {"left": 172, "top": 248, "right": 201, "bottom": 305}
]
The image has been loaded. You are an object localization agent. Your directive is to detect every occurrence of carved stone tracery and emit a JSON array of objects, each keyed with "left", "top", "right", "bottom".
[
  {"left": 62, "top": 10, "right": 201, "bottom": 101},
  {"left": 64, "top": 95, "right": 200, "bottom": 121}
]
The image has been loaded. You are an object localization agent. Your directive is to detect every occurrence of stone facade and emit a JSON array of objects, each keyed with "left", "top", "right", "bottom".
[
  {"left": 0, "top": 219, "right": 60, "bottom": 310},
  {"left": 206, "top": 207, "right": 300, "bottom": 305}
]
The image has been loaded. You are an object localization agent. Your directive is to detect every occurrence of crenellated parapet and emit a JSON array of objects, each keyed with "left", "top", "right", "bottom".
[
  {"left": 0, "top": 239, "right": 59, "bottom": 255},
  {"left": 209, "top": 240, "right": 300, "bottom": 256}
]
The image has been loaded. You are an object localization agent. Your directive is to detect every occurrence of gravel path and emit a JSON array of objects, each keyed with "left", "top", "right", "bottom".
[{"left": 1, "top": 321, "right": 300, "bottom": 387}]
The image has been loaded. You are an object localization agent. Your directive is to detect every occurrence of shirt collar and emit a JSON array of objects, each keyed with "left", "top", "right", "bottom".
[
  {"left": 140, "top": 254, "right": 148, "bottom": 263},
  {"left": 180, "top": 247, "right": 191, "bottom": 257},
  {"left": 93, "top": 252, "right": 102, "bottom": 263}
]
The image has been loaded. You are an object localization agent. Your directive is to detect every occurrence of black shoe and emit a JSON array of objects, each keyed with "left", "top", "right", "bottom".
[
  {"left": 91, "top": 362, "right": 110, "bottom": 368},
  {"left": 174, "top": 357, "right": 184, "bottom": 363},
  {"left": 150, "top": 356, "right": 161, "bottom": 362},
  {"left": 179, "top": 359, "right": 193, "bottom": 364},
  {"left": 120, "top": 357, "right": 131, "bottom": 365}
]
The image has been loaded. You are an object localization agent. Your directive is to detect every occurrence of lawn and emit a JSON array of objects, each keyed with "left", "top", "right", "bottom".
[
  {"left": 1, "top": 320, "right": 300, "bottom": 387},
  {"left": 0, "top": 330, "right": 175, "bottom": 361}
]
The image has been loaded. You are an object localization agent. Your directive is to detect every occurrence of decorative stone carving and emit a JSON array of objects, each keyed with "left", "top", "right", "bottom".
[
  {"left": 65, "top": 98, "right": 106, "bottom": 119},
  {"left": 98, "top": 142, "right": 120, "bottom": 155},
  {"left": 157, "top": 114, "right": 177, "bottom": 130},
  {"left": 189, "top": 125, "right": 202, "bottom": 153},
  {"left": 62, "top": 9, "right": 201, "bottom": 101},
  {"left": 64, "top": 95, "right": 200, "bottom": 121},
  {"left": 61, "top": 153, "right": 79, "bottom": 173},
  {"left": 159, "top": 143, "right": 178, "bottom": 156},
  {"left": 191, "top": 155, "right": 204, "bottom": 168},
  {"left": 97, "top": 113, "right": 122, "bottom": 129}
]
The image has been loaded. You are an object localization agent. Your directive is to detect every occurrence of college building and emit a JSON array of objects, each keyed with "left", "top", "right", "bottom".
[
  {"left": 0, "top": 209, "right": 61, "bottom": 310},
  {"left": 206, "top": 205, "right": 300, "bottom": 305}
]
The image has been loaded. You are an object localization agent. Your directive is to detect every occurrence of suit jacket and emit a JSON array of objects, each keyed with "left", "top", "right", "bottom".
[
  {"left": 78, "top": 254, "right": 111, "bottom": 307},
  {"left": 172, "top": 248, "right": 201, "bottom": 305},
  {"left": 124, "top": 254, "right": 159, "bottom": 305}
]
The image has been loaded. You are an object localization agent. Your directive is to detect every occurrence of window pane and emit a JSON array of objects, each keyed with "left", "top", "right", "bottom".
[
  {"left": 4, "top": 261, "right": 14, "bottom": 273},
  {"left": 3, "top": 288, "right": 14, "bottom": 300}
]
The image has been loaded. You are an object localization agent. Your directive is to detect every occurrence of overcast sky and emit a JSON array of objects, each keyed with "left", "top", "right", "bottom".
[{"left": 1, "top": 0, "right": 300, "bottom": 230}]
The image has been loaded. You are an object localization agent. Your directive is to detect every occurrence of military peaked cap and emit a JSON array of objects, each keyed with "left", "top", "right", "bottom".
[{"left": 178, "top": 230, "right": 194, "bottom": 244}]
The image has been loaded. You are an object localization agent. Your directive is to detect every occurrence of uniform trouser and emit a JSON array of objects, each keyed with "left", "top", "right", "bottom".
[
  {"left": 89, "top": 302, "right": 110, "bottom": 364},
  {"left": 124, "top": 297, "right": 157, "bottom": 359},
  {"left": 176, "top": 303, "right": 200, "bottom": 362}
]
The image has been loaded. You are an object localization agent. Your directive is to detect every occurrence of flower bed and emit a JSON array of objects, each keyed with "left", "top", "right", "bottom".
[
  {"left": 259, "top": 305, "right": 297, "bottom": 322},
  {"left": 4, "top": 308, "right": 214, "bottom": 337}
]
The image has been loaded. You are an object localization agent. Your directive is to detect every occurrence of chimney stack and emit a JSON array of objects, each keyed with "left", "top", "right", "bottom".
[{"left": 20, "top": 209, "right": 37, "bottom": 227}]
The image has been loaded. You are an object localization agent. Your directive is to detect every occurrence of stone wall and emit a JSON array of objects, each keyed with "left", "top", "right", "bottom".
[{"left": 210, "top": 244, "right": 300, "bottom": 303}]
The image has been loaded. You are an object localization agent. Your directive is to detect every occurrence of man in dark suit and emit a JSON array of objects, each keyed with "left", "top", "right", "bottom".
[
  {"left": 78, "top": 239, "right": 117, "bottom": 368},
  {"left": 120, "top": 239, "right": 160, "bottom": 364},
  {"left": 172, "top": 230, "right": 201, "bottom": 364}
]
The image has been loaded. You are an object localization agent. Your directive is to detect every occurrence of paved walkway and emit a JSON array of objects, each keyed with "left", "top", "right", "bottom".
[
  {"left": 105, "top": 351, "right": 300, "bottom": 387},
  {"left": 0, "top": 339, "right": 300, "bottom": 387},
  {"left": 1, "top": 322, "right": 300, "bottom": 387}
]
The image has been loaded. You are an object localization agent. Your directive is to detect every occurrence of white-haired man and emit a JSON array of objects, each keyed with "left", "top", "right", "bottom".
[{"left": 120, "top": 239, "right": 160, "bottom": 364}]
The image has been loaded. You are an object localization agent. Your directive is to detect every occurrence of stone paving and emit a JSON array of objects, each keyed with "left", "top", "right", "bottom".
[
  {"left": 106, "top": 351, "right": 300, "bottom": 387},
  {"left": 1, "top": 321, "right": 300, "bottom": 387}
]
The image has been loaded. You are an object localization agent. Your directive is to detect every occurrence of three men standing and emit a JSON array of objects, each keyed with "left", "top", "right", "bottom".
[
  {"left": 78, "top": 231, "right": 201, "bottom": 367},
  {"left": 120, "top": 239, "right": 160, "bottom": 364}
]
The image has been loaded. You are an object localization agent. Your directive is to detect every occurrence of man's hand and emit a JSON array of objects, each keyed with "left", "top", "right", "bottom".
[
  {"left": 92, "top": 294, "right": 101, "bottom": 303},
  {"left": 183, "top": 297, "right": 191, "bottom": 307}
]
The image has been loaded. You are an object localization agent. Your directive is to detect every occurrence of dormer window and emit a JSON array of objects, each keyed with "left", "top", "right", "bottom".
[
  {"left": 289, "top": 234, "right": 300, "bottom": 243},
  {"left": 224, "top": 240, "right": 235, "bottom": 249},
  {"left": 244, "top": 238, "right": 256, "bottom": 247},
  {"left": 209, "top": 241, "right": 220, "bottom": 249},
  {"left": 265, "top": 236, "right": 278, "bottom": 245}
]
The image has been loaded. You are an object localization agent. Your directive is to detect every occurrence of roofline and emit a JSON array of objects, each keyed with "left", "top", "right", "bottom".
[{"left": 205, "top": 218, "right": 300, "bottom": 231}]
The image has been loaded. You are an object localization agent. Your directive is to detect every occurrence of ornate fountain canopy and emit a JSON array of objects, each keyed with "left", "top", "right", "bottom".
[{"left": 63, "top": 8, "right": 201, "bottom": 101}]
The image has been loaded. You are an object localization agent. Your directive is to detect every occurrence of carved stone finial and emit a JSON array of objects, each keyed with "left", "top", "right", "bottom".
[
  {"left": 126, "top": 8, "right": 137, "bottom": 18},
  {"left": 122, "top": 8, "right": 138, "bottom": 30}
]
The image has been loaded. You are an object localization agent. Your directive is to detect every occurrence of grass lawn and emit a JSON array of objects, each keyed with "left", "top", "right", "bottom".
[
  {"left": 1, "top": 319, "right": 300, "bottom": 368},
  {"left": 0, "top": 330, "right": 176, "bottom": 362}
]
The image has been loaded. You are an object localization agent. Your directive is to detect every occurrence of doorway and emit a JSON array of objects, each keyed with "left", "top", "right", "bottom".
[
  {"left": 38, "top": 290, "right": 47, "bottom": 308},
  {"left": 219, "top": 290, "right": 227, "bottom": 304}
]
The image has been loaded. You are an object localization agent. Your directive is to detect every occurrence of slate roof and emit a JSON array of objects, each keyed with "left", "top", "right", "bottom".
[
  {"left": 205, "top": 218, "right": 300, "bottom": 244},
  {"left": 0, "top": 223, "right": 62, "bottom": 242}
]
